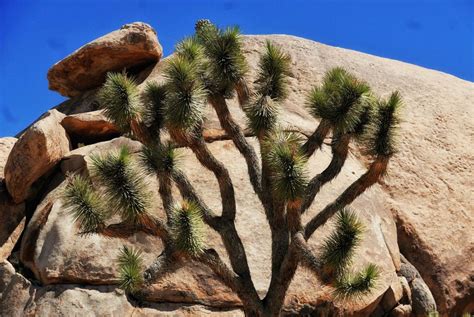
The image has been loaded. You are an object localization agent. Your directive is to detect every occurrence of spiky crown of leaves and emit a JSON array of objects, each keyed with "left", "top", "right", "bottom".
[
  {"left": 170, "top": 200, "right": 205, "bottom": 256},
  {"left": 98, "top": 72, "right": 142, "bottom": 133},
  {"left": 117, "top": 246, "right": 144, "bottom": 293},
  {"left": 90, "top": 146, "right": 151, "bottom": 225},
  {"left": 140, "top": 141, "right": 179, "bottom": 174},
  {"left": 363, "top": 91, "right": 402, "bottom": 157},
  {"left": 307, "top": 67, "right": 372, "bottom": 135},
  {"left": 263, "top": 130, "right": 308, "bottom": 201}
]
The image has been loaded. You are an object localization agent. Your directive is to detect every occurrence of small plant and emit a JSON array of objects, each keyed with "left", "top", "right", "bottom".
[{"left": 63, "top": 19, "right": 402, "bottom": 316}]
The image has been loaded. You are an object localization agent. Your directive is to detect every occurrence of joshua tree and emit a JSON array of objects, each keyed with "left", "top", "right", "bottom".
[{"left": 63, "top": 19, "right": 402, "bottom": 317}]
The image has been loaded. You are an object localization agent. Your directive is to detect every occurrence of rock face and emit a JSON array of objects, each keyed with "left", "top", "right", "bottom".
[
  {"left": 47, "top": 22, "right": 163, "bottom": 97},
  {"left": 0, "top": 137, "right": 16, "bottom": 181},
  {"left": 4, "top": 110, "right": 71, "bottom": 203},
  {"left": 1, "top": 26, "right": 473, "bottom": 316},
  {"left": 61, "top": 110, "right": 120, "bottom": 145}
]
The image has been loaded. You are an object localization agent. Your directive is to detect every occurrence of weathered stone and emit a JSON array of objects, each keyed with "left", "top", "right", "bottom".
[
  {"left": 390, "top": 304, "right": 412, "bottom": 317},
  {"left": 0, "top": 137, "right": 16, "bottom": 180},
  {"left": 381, "top": 276, "right": 406, "bottom": 312},
  {"left": 0, "top": 260, "right": 15, "bottom": 297},
  {"left": 0, "top": 273, "right": 34, "bottom": 316},
  {"left": 144, "top": 34, "right": 474, "bottom": 315},
  {"left": 0, "top": 192, "right": 25, "bottom": 262},
  {"left": 48, "top": 22, "right": 163, "bottom": 97},
  {"left": 4, "top": 110, "right": 70, "bottom": 203},
  {"left": 411, "top": 277, "right": 437, "bottom": 317},
  {"left": 61, "top": 110, "right": 120, "bottom": 145}
]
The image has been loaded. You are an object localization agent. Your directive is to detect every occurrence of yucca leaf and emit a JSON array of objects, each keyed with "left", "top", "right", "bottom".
[
  {"left": 163, "top": 56, "right": 207, "bottom": 133},
  {"left": 264, "top": 130, "right": 308, "bottom": 201},
  {"left": 255, "top": 41, "right": 292, "bottom": 100},
  {"left": 200, "top": 25, "right": 248, "bottom": 97},
  {"left": 98, "top": 72, "right": 141, "bottom": 133},
  {"left": 320, "top": 208, "right": 364, "bottom": 275},
  {"left": 140, "top": 142, "right": 179, "bottom": 174},
  {"left": 62, "top": 174, "right": 106, "bottom": 235},
  {"left": 170, "top": 200, "right": 205, "bottom": 256},
  {"left": 142, "top": 81, "right": 167, "bottom": 137},
  {"left": 176, "top": 36, "right": 206, "bottom": 64},
  {"left": 117, "top": 245, "right": 144, "bottom": 293},
  {"left": 91, "top": 146, "right": 151, "bottom": 225},
  {"left": 364, "top": 91, "right": 402, "bottom": 157},
  {"left": 307, "top": 68, "right": 371, "bottom": 135},
  {"left": 244, "top": 94, "right": 279, "bottom": 135},
  {"left": 333, "top": 263, "right": 379, "bottom": 300}
]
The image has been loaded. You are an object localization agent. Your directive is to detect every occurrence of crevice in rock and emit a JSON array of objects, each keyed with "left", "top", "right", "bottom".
[{"left": 394, "top": 213, "right": 441, "bottom": 315}]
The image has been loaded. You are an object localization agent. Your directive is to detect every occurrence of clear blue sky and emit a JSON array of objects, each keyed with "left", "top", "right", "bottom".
[{"left": 1, "top": 0, "right": 472, "bottom": 137}]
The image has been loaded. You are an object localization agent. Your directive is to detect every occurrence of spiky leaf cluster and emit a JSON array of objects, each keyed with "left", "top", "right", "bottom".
[
  {"left": 195, "top": 19, "right": 219, "bottom": 43},
  {"left": 245, "top": 95, "right": 279, "bottom": 135},
  {"left": 117, "top": 246, "right": 144, "bottom": 293},
  {"left": 334, "top": 263, "right": 379, "bottom": 300},
  {"left": 140, "top": 142, "right": 179, "bottom": 174},
  {"left": 320, "top": 208, "right": 364, "bottom": 275},
  {"left": 176, "top": 37, "right": 206, "bottom": 65},
  {"left": 98, "top": 72, "right": 141, "bottom": 133},
  {"left": 163, "top": 56, "right": 207, "bottom": 133},
  {"left": 265, "top": 131, "right": 308, "bottom": 201},
  {"left": 254, "top": 41, "right": 292, "bottom": 100},
  {"left": 170, "top": 201, "right": 205, "bottom": 256},
  {"left": 307, "top": 68, "right": 371, "bottom": 135},
  {"left": 63, "top": 174, "right": 106, "bottom": 234},
  {"left": 364, "top": 91, "right": 402, "bottom": 157},
  {"left": 198, "top": 25, "right": 248, "bottom": 97},
  {"left": 142, "top": 81, "right": 167, "bottom": 137},
  {"left": 91, "top": 146, "right": 150, "bottom": 225}
]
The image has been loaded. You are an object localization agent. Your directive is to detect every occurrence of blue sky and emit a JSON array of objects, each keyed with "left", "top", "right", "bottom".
[{"left": 0, "top": 0, "right": 472, "bottom": 137}]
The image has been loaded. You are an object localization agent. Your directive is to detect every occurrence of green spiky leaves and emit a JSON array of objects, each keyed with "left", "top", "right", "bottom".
[
  {"left": 320, "top": 208, "right": 364, "bottom": 275},
  {"left": 117, "top": 246, "right": 144, "bottom": 293},
  {"left": 140, "top": 142, "right": 179, "bottom": 174},
  {"left": 176, "top": 37, "right": 206, "bottom": 64},
  {"left": 334, "top": 263, "right": 379, "bottom": 300},
  {"left": 307, "top": 68, "right": 372, "bottom": 135},
  {"left": 170, "top": 201, "right": 205, "bottom": 256},
  {"left": 245, "top": 95, "right": 279, "bottom": 136},
  {"left": 255, "top": 41, "right": 292, "bottom": 100},
  {"left": 364, "top": 91, "right": 402, "bottom": 157},
  {"left": 63, "top": 174, "right": 106, "bottom": 235},
  {"left": 163, "top": 56, "right": 207, "bottom": 133},
  {"left": 142, "top": 81, "right": 167, "bottom": 137},
  {"left": 91, "top": 146, "right": 151, "bottom": 225},
  {"left": 265, "top": 131, "right": 308, "bottom": 201},
  {"left": 98, "top": 72, "right": 142, "bottom": 133},
  {"left": 198, "top": 25, "right": 248, "bottom": 97}
]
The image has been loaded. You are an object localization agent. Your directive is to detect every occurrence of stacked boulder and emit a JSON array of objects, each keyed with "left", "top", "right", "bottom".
[{"left": 0, "top": 22, "right": 473, "bottom": 317}]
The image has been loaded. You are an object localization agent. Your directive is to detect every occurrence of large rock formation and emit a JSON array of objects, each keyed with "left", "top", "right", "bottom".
[
  {"left": 4, "top": 110, "right": 71, "bottom": 203},
  {"left": 1, "top": 22, "right": 473, "bottom": 316},
  {"left": 47, "top": 22, "right": 163, "bottom": 97}
]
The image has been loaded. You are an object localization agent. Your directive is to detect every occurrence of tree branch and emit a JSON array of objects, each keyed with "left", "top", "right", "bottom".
[
  {"left": 304, "top": 155, "right": 389, "bottom": 240},
  {"left": 301, "top": 133, "right": 351, "bottom": 213},
  {"left": 209, "top": 95, "right": 263, "bottom": 201},
  {"left": 301, "top": 119, "right": 331, "bottom": 157}
]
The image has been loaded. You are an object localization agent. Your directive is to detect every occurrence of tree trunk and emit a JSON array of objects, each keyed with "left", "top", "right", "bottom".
[{"left": 301, "top": 119, "right": 331, "bottom": 157}]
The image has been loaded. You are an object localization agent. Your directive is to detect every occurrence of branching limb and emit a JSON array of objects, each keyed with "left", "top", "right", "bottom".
[
  {"left": 301, "top": 133, "right": 351, "bottom": 213},
  {"left": 171, "top": 169, "right": 219, "bottom": 228},
  {"left": 143, "top": 249, "right": 178, "bottom": 285},
  {"left": 304, "top": 156, "right": 389, "bottom": 240},
  {"left": 209, "top": 95, "right": 263, "bottom": 200},
  {"left": 301, "top": 119, "right": 331, "bottom": 157}
]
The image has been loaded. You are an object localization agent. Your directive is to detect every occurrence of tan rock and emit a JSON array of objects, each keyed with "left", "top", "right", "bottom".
[
  {"left": 0, "top": 273, "right": 34, "bottom": 316},
  {"left": 0, "top": 137, "right": 16, "bottom": 180},
  {"left": 390, "top": 304, "right": 412, "bottom": 317},
  {"left": 0, "top": 260, "right": 15, "bottom": 297},
  {"left": 4, "top": 110, "right": 71, "bottom": 203},
  {"left": 0, "top": 192, "right": 25, "bottom": 262},
  {"left": 381, "top": 276, "right": 406, "bottom": 312},
  {"left": 61, "top": 110, "right": 120, "bottom": 145},
  {"left": 48, "top": 22, "right": 163, "bottom": 97},
  {"left": 142, "top": 34, "right": 473, "bottom": 315}
]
